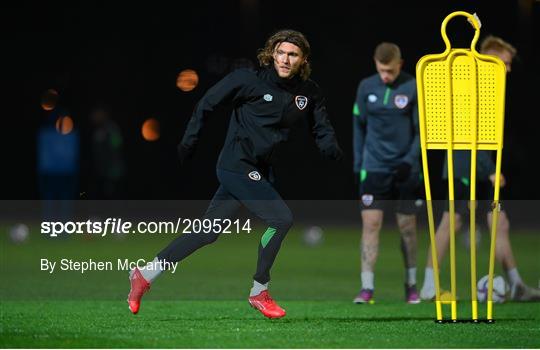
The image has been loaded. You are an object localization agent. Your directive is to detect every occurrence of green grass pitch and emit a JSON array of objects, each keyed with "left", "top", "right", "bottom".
[{"left": 1, "top": 223, "right": 539, "bottom": 348}]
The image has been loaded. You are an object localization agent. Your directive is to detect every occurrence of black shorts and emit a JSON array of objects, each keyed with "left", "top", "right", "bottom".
[
  {"left": 443, "top": 179, "right": 504, "bottom": 216},
  {"left": 359, "top": 171, "right": 423, "bottom": 214}
]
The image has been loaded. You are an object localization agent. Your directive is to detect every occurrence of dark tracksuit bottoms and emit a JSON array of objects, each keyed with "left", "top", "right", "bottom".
[{"left": 157, "top": 168, "right": 292, "bottom": 284}]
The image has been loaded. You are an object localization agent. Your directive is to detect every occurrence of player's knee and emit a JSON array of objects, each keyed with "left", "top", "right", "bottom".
[
  {"left": 200, "top": 232, "right": 220, "bottom": 245},
  {"left": 397, "top": 216, "right": 415, "bottom": 234},
  {"left": 279, "top": 212, "right": 294, "bottom": 231},
  {"left": 269, "top": 211, "right": 294, "bottom": 232},
  {"left": 363, "top": 218, "right": 382, "bottom": 233},
  {"left": 498, "top": 213, "right": 510, "bottom": 232},
  {"left": 454, "top": 214, "right": 463, "bottom": 231}
]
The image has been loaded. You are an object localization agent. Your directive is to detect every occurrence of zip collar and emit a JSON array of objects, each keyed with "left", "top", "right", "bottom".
[{"left": 262, "top": 66, "right": 303, "bottom": 93}]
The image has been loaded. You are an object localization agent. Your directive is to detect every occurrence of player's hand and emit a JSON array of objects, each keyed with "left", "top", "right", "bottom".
[
  {"left": 177, "top": 143, "right": 194, "bottom": 165},
  {"left": 334, "top": 146, "right": 344, "bottom": 162},
  {"left": 489, "top": 173, "right": 506, "bottom": 188},
  {"left": 394, "top": 162, "right": 411, "bottom": 182},
  {"left": 322, "top": 145, "right": 343, "bottom": 161}
]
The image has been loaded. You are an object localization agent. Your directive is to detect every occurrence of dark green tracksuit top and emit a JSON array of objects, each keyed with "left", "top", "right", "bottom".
[
  {"left": 353, "top": 71, "right": 420, "bottom": 174},
  {"left": 442, "top": 151, "right": 496, "bottom": 182},
  {"left": 181, "top": 67, "right": 341, "bottom": 175}
]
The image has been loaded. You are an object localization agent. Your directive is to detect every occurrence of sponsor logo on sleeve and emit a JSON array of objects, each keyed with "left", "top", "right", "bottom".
[
  {"left": 263, "top": 94, "right": 273, "bottom": 102},
  {"left": 368, "top": 94, "right": 377, "bottom": 103}
]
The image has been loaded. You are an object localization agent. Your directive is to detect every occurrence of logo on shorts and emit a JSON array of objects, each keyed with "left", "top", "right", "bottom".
[
  {"left": 248, "top": 171, "right": 261, "bottom": 181},
  {"left": 394, "top": 94, "right": 409, "bottom": 109},
  {"left": 264, "top": 94, "right": 273, "bottom": 102},
  {"left": 362, "top": 194, "right": 374, "bottom": 207},
  {"left": 295, "top": 95, "right": 308, "bottom": 110},
  {"left": 368, "top": 94, "right": 377, "bottom": 103}
]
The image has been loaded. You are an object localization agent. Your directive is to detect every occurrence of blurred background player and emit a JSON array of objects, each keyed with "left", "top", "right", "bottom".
[
  {"left": 420, "top": 36, "right": 540, "bottom": 302},
  {"left": 89, "top": 105, "right": 125, "bottom": 199},
  {"left": 127, "top": 29, "right": 343, "bottom": 318},
  {"left": 352, "top": 42, "right": 421, "bottom": 304},
  {"left": 37, "top": 107, "right": 80, "bottom": 222}
]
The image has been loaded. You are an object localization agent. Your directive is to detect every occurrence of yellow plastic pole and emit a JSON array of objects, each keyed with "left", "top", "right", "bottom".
[
  {"left": 423, "top": 162, "right": 443, "bottom": 320},
  {"left": 465, "top": 50, "right": 479, "bottom": 322},
  {"left": 487, "top": 149, "right": 503, "bottom": 321},
  {"left": 445, "top": 52, "right": 458, "bottom": 321},
  {"left": 416, "top": 63, "right": 443, "bottom": 321}
]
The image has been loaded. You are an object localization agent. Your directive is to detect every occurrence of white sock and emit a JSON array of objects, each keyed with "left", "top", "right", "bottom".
[
  {"left": 250, "top": 281, "right": 268, "bottom": 296},
  {"left": 139, "top": 257, "right": 165, "bottom": 283},
  {"left": 507, "top": 268, "right": 522, "bottom": 287},
  {"left": 361, "top": 271, "right": 375, "bottom": 290},
  {"left": 406, "top": 267, "right": 417, "bottom": 287},
  {"left": 423, "top": 268, "right": 434, "bottom": 290}
]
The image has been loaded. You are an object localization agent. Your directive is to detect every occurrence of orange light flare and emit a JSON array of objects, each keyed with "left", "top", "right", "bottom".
[
  {"left": 176, "top": 69, "right": 199, "bottom": 92},
  {"left": 41, "top": 89, "right": 59, "bottom": 111},
  {"left": 141, "top": 118, "right": 160, "bottom": 141},
  {"left": 55, "top": 116, "right": 74, "bottom": 135}
]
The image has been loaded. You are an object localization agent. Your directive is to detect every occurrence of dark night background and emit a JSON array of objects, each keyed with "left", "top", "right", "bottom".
[{"left": 2, "top": 0, "right": 538, "bottom": 200}]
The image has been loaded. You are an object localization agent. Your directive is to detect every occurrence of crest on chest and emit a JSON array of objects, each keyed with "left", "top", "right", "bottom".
[{"left": 295, "top": 95, "right": 308, "bottom": 110}]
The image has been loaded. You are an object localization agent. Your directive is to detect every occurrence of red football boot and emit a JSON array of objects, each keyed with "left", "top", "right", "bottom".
[
  {"left": 127, "top": 268, "right": 150, "bottom": 314},
  {"left": 248, "top": 290, "right": 286, "bottom": 319}
]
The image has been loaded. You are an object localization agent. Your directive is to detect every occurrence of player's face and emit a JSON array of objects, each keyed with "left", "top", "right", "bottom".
[
  {"left": 375, "top": 59, "right": 403, "bottom": 85},
  {"left": 273, "top": 42, "right": 306, "bottom": 79},
  {"left": 484, "top": 48, "right": 513, "bottom": 73}
]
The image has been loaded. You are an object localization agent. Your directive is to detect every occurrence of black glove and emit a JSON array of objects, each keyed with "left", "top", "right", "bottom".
[
  {"left": 177, "top": 143, "right": 194, "bottom": 165},
  {"left": 322, "top": 145, "right": 343, "bottom": 162},
  {"left": 394, "top": 162, "right": 411, "bottom": 182},
  {"left": 334, "top": 146, "right": 344, "bottom": 162}
]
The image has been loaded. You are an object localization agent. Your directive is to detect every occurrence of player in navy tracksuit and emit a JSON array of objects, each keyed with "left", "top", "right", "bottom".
[
  {"left": 352, "top": 42, "right": 422, "bottom": 304},
  {"left": 128, "top": 29, "right": 343, "bottom": 318}
]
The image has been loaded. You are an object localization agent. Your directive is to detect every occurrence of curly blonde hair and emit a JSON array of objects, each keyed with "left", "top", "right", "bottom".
[
  {"left": 480, "top": 35, "right": 517, "bottom": 57},
  {"left": 257, "top": 29, "right": 311, "bottom": 80}
]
